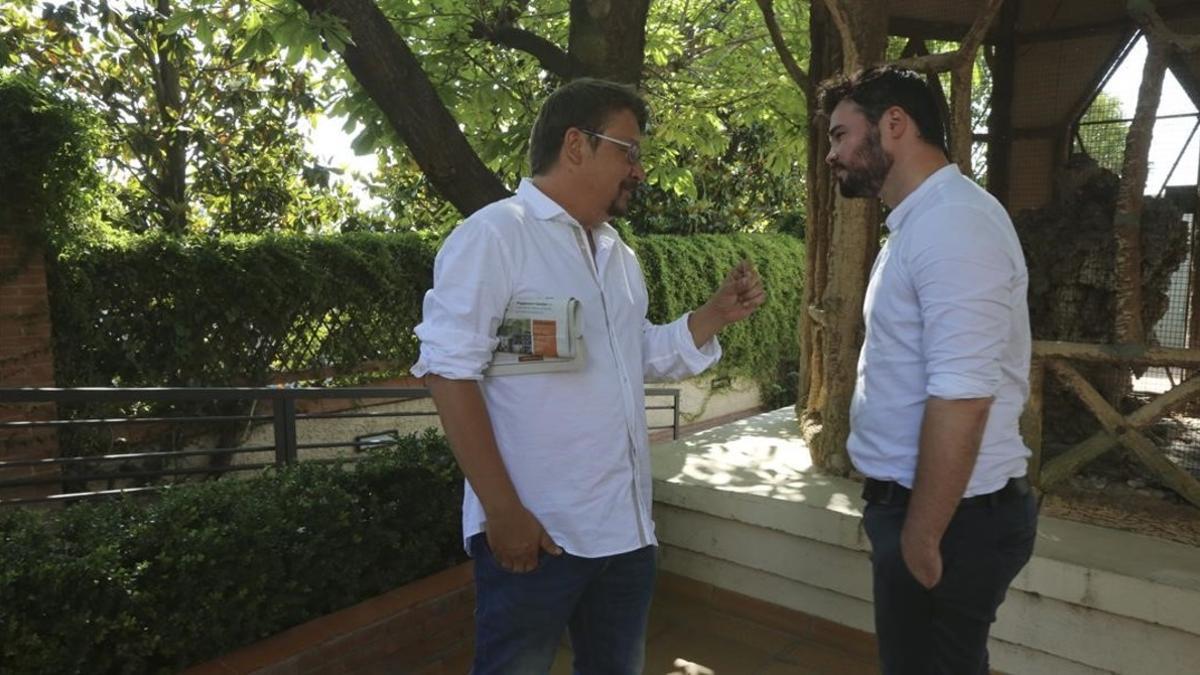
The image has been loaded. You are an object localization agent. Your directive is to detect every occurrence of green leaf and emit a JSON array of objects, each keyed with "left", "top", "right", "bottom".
[
  {"left": 159, "top": 10, "right": 192, "bottom": 36},
  {"left": 195, "top": 16, "right": 214, "bottom": 47}
]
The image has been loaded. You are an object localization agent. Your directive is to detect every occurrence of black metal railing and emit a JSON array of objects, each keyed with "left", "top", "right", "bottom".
[{"left": 0, "top": 386, "right": 681, "bottom": 506}]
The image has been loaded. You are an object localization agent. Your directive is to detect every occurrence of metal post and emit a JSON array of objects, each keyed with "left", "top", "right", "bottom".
[
  {"left": 272, "top": 394, "right": 298, "bottom": 466},
  {"left": 672, "top": 390, "right": 680, "bottom": 440}
]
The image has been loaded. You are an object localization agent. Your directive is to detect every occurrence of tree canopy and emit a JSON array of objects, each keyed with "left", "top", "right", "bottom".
[{"left": 1, "top": 0, "right": 812, "bottom": 236}]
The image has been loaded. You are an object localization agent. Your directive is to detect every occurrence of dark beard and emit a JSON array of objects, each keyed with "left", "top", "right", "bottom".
[
  {"left": 606, "top": 179, "right": 641, "bottom": 218},
  {"left": 836, "top": 130, "right": 892, "bottom": 199}
]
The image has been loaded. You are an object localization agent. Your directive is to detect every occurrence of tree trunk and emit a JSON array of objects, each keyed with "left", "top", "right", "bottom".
[
  {"left": 802, "top": 0, "right": 886, "bottom": 474},
  {"left": 154, "top": 0, "right": 188, "bottom": 234},
  {"left": 1114, "top": 39, "right": 1169, "bottom": 346},
  {"left": 568, "top": 0, "right": 651, "bottom": 85},
  {"left": 798, "top": 0, "right": 839, "bottom": 418},
  {"left": 949, "top": 65, "right": 974, "bottom": 174},
  {"left": 295, "top": 0, "right": 510, "bottom": 217}
]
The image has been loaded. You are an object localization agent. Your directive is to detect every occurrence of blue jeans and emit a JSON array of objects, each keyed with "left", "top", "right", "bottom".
[
  {"left": 862, "top": 489, "right": 1038, "bottom": 675},
  {"left": 469, "top": 534, "right": 656, "bottom": 675}
]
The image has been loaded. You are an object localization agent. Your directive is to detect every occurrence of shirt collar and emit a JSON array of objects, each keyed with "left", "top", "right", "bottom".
[
  {"left": 884, "top": 162, "right": 960, "bottom": 234},
  {"left": 516, "top": 177, "right": 620, "bottom": 238}
]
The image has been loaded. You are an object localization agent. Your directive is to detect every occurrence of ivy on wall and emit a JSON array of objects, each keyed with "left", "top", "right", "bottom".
[{"left": 0, "top": 75, "right": 101, "bottom": 252}]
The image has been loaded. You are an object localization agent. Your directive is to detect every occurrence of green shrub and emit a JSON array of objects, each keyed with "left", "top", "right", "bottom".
[
  {"left": 633, "top": 233, "right": 805, "bottom": 407},
  {"left": 49, "top": 231, "right": 437, "bottom": 387},
  {"left": 0, "top": 430, "right": 464, "bottom": 674},
  {"left": 49, "top": 230, "right": 804, "bottom": 404}
]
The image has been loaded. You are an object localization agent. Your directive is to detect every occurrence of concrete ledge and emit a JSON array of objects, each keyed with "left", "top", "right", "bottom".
[{"left": 651, "top": 407, "right": 1200, "bottom": 675}]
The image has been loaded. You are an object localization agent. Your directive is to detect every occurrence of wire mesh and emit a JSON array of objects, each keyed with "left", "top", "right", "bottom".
[{"left": 1068, "top": 78, "right": 1200, "bottom": 480}]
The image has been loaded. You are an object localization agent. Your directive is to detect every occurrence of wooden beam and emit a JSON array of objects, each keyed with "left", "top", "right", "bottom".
[
  {"left": 1114, "top": 39, "right": 1171, "bottom": 345},
  {"left": 1190, "top": 217, "right": 1200, "bottom": 361},
  {"left": 1130, "top": 0, "right": 1200, "bottom": 52},
  {"left": 891, "top": 0, "right": 1005, "bottom": 75},
  {"left": 987, "top": 0, "right": 1019, "bottom": 206},
  {"left": 950, "top": 66, "right": 974, "bottom": 173},
  {"left": 1017, "top": 3, "right": 1200, "bottom": 45},
  {"left": 1032, "top": 340, "right": 1200, "bottom": 368},
  {"left": 1047, "top": 359, "right": 1200, "bottom": 507},
  {"left": 1020, "top": 357, "right": 1045, "bottom": 486},
  {"left": 888, "top": 17, "right": 1004, "bottom": 44},
  {"left": 1038, "top": 433, "right": 1121, "bottom": 489},
  {"left": 1038, "top": 369, "right": 1200, "bottom": 489},
  {"left": 1046, "top": 360, "right": 1130, "bottom": 431},
  {"left": 822, "top": 0, "right": 862, "bottom": 71},
  {"left": 888, "top": 3, "right": 1200, "bottom": 46}
]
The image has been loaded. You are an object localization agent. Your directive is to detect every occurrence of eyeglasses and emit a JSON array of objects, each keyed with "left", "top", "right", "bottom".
[{"left": 580, "top": 129, "right": 641, "bottom": 165}]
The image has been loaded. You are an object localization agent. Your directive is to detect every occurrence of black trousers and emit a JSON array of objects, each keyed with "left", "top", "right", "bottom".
[{"left": 862, "top": 486, "right": 1038, "bottom": 675}]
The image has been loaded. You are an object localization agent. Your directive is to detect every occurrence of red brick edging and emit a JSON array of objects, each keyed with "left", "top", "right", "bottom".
[{"left": 185, "top": 562, "right": 475, "bottom": 674}]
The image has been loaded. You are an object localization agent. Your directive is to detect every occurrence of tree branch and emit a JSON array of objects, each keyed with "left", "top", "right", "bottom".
[
  {"left": 755, "top": 0, "right": 811, "bottom": 102},
  {"left": 1130, "top": 0, "right": 1200, "bottom": 52},
  {"left": 469, "top": 20, "right": 580, "bottom": 79},
  {"left": 294, "top": 0, "right": 509, "bottom": 217},
  {"left": 891, "top": 0, "right": 1004, "bottom": 74},
  {"left": 821, "top": 0, "right": 859, "bottom": 68}
]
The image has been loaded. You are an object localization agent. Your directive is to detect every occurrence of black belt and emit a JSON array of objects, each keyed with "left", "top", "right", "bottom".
[{"left": 862, "top": 475, "right": 1031, "bottom": 508}]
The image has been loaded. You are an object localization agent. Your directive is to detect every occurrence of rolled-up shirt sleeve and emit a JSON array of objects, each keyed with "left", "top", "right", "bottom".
[
  {"left": 412, "top": 221, "right": 513, "bottom": 381},
  {"left": 641, "top": 312, "right": 722, "bottom": 382},
  {"left": 908, "top": 206, "right": 1016, "bottom": 400}
]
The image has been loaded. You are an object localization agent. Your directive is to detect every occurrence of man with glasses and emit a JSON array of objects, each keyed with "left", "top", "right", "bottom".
[{"left": 413, "top": 78, "right": 764, "bottom": 673}]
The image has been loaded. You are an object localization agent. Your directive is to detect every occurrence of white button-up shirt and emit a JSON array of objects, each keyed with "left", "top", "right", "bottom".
[
  {"left": 412, "top": 179, "right": 721, "bottom": 557},
  {"left": 848, "top": 164, "right": 1032, "bottom": 497}
]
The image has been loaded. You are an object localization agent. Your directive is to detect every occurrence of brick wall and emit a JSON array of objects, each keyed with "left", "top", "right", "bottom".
[
  {"left": 0, "top": 234, "right": 59, "bottom": 501},
  {"left": 185, "top": 562, "right": 476, "bottom": 675}
]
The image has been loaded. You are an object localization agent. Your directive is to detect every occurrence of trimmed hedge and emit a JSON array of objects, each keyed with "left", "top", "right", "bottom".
[
  {"left": 633, "top": 233, "right": 804, "bottom": 406},
  {"left": 50, "top": 230, "right": 804, "bottom": 402},
  {"left": 0, "top": 431, "right": 464, "bottom": 674},
  {"left": 49, "top": 231, "right": 437, "bottom": 387}
]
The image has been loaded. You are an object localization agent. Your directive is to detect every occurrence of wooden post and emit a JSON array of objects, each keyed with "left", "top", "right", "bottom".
[
  {"left": 1020, "top": 357, "right": 1045, "bottom": 487},
  {"left": 1189, "top": 188, "right": 1200, "bottom": 364},
  {"left": 1043, "top": 359, "right": 1200, "bottom": 507},
  {"left": 949, "top": 61, "right": 974, "bottom": 175},
  {"left": 797, "top": 0, "right": 839, "bottom": 418},
  {"left": 986, "top": 0, "right": 1018, "bottom": 205},
  {"left": 800, "top": 0, "right": 1006, "bottom": 474},
  {"left": 804, "top": 0, "right": 887, "bottom": 474},
  {"left": 1113, "top": 39, "right": 1169, "bottom": 345}
]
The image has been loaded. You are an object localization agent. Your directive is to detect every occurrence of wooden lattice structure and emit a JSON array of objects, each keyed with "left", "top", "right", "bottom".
[{"left": 791, "top": 0, "right": 1200, "bottom": 508}]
